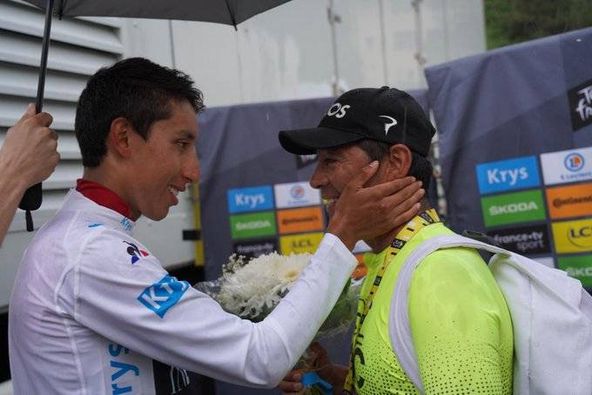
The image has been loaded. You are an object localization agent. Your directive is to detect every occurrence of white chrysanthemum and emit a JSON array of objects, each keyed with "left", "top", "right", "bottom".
[{"left": 216, "top": 252, "right": 312, "bottom": 321}]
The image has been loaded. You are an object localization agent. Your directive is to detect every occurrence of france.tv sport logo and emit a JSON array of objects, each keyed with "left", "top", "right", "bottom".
[
  {"left": 476, "top": 156, "right": 540, "bottom": 195},
  {"left": 138, "top": 275, "right": 189, "bottom": 318}
]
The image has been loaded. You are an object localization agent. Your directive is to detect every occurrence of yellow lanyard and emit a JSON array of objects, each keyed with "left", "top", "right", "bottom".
[{"left": 343, "top": 208, "right": 440, "bottom": 394}]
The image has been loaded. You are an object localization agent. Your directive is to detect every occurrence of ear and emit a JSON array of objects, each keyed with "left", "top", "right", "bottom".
[
  {"left": 384, "top": 144, "right": 413, "bottom": 179},
  {"left": 106, "top": 117, "right": 134, "bottom": 159}
]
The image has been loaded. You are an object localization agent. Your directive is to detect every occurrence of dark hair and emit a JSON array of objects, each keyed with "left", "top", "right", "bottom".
[
  {"left": 356, "top": 139, "right": 433, "bottom": 189},
  {"left": 75, "top": 57, "right": 205, "bottom": 167}
]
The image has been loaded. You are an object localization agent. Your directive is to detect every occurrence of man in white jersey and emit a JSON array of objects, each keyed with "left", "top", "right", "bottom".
[{"left": 9, "top": 58, "right": 424, "bottom": 394}]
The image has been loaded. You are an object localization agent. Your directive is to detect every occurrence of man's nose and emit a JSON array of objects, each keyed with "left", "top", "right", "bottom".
[
  {"left": 184, "top": 149, "right": 200, "bottom": 183},
  {"left": 309, "top": 165, "right": 325, "bottom": 189}
]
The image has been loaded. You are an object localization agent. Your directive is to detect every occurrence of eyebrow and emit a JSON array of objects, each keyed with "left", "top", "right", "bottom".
[{"left": 176, "top": 130, "right": 196, "bottom": 140}]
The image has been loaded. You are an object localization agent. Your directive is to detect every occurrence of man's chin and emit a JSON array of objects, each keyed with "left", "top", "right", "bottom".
[{"left": 143, "top": 208, "right": 169, "bottom": 221}]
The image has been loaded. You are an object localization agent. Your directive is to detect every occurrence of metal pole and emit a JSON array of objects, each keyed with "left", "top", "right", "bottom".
[
  {"left": 328, "top": 0, "right": 341, "bottom": 96},
  {"left": 19, "top": 0, "right": 55, "bottom": 231}
]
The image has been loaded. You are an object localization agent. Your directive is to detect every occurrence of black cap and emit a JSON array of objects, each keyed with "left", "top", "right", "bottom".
[{"left": 279, "top": 87, "right": 435, "bottom": 156}]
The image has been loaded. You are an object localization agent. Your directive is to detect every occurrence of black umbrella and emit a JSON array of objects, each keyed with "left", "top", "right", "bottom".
[{"left": 18, "top": 0, "right": 293, "bottom": 231}]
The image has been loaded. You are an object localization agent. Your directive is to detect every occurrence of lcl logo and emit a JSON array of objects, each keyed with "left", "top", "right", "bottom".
[
  {"left": 292, "top": 239, "right": 313, "bottom": 248},
  {"left": 568, "top": 225, "right": 592, "bottom": 249},
  {"left": 327, "top": 103, "right": 350, "bottom": 118}
]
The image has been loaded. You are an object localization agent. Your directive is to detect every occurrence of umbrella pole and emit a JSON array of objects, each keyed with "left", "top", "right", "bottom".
[{"left": 19, "top": 0, "right": 55, "bottom": 231}]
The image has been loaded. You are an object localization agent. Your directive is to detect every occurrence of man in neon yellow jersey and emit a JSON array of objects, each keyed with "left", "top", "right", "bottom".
[{"left": 278, "top": 87, "right": 513, "bottom": 394}]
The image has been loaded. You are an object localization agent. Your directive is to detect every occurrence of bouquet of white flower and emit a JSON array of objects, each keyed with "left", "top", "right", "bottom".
[
  {"left": 194, "top": 252, "right": 361, "bottom": 393},
  {"left": 195, "top": 251, "right": 360, "bottom": 337}
]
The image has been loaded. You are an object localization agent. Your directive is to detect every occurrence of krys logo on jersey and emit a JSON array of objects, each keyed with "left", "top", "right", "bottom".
[
  {"left": 552, "top": 219, "right": 592, "bottom": 254},
  {"left": 227, "top": 186, "right": 274, "bottom": 214},
  {"left": 481, "top": 190, "right": 546, "bottom": 227},
  {"left": 540, "top": 147, "right": 592, "bottom": 186},
  {"left": 476, "top": 156, "right": 540, "bottom": 195},
  {"left": 138, "top": 275, "right": 189, "bottom": 318},
  {"left": 568, "top": 79, "right": 592, "bottom": 131}
]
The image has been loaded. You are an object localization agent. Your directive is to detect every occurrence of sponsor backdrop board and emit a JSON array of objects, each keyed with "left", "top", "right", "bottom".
[
  {"left": 197, "top": 92, "right": 430, "bottom": 395},
  {"left": 426, "top": 28, "right": 592, "bottom": 289}
]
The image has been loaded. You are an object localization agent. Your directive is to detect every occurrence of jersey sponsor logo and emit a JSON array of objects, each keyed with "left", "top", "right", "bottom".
[
  {"left": 277, "top": 207, "right": 324, "bottom": 234},
  {"left": 233, "top": 238, "right": 278, "bottom": 259},
  {"left": 552, "top": 219, "right": 592, "bottom": 253},
  {"left": 108, "top": 343, "right": 140, "bottom": 394},
  {"left": 227, "top": 186, "right": 274, "bottom": 214},
  {"left": 138, "top": 275, "right": 189, "bottom": 318},
  {"left": 124, "top": 241, "right": 149, "bottom": 264},
  {"left": 326, "top": 102, "right": 350, "bottom": 118},
  {"left": 557, "top": 254, "right": 592, "bottom": 287},
  {"left": 230, "top": 211, "right": 277, "bottom": 239},
  {"left": 274, "top": 182, "right": 321, "bottom": 208},
  {"left": 487, "top": 224, "right": 551, "bottom": 255},
  {"left": 120, "top": 218, "right": 133, "bottom": 232},
  {"left": 481, "top": 190, "right": 546, "bottom": 227},
  {"left": 540, "top": 147, "right": 592, "bottom": 185},
  {"left": 280, "top": 232, "right": 324, "bottom": 255},
  {"left": 568, "top": 79, "right": 592, "bottom": 131},
  {"left": 476, "top": 156, "right": 540, "bottom": 194},
  {"left": 546, "top": 182, "right": 592, "bottom": 219}
]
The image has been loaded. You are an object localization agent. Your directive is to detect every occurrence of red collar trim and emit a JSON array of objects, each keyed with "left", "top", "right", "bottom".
[{"left": 76, "top": 179, "right": 132, "bottom": 219}]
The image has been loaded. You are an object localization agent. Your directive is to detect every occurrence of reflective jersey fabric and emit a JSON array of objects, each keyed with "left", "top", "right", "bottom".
[
  {"left": 353, "top": 222, "right": 513, "bottom": 395},
  {"left": 9, "top": 190, "right": 357, "bottom": 394}
]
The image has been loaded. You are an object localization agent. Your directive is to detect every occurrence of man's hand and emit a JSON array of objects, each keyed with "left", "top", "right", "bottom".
[
  {"left": 0, "top": 104, "right": 59, "bottom": 245},
  {"left": 327, "top": 161, "right": 424, "bottom": 250},
  {"left": 278, "top": 342, "right": 347, "bottom": 395},
  {"left": 0, "top": 103, "right": 59, "bottom": 190}
]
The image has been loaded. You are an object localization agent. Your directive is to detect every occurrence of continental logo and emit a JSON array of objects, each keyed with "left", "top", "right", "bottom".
[
  {"left": 557, "top": 255, "right": 592, "bottom": 287},
  {"left": 547, "top": 182, "right": 592, "bottom": 219},
  {"left": 552, "top": 219, "right": 592, "bottom": 253},
  {"left": 277, "top": 207, "right": 324, "bottom": 234},
  {"left": 487, "top": 224, "right": 550, "bottom": 255},
  {"left": 280, "top": 232, "right": 324, "bottom": 255},
  {"left": 230, "top": 212, "right": 276, "bottom": 239},
  {"left": 481, "top": 190, "right": 546, "bottom": 227}
]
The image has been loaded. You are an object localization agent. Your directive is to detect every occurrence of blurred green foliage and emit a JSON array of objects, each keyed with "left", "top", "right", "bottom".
[{"left": 485, "top": 0, "right": 592, "bottom": 49}]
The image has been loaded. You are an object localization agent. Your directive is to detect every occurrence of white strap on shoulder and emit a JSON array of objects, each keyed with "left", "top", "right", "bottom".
[{"left": 388, "top": 234, "right": 511, "bottom": 393}]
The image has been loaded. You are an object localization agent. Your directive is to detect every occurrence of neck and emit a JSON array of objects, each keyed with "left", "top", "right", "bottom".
[
  {"left": 365, "top": 199, "right": 432, "bottom": 253},
  {"left": 82, "top": 166, "right": 139, "bottom": 220}
]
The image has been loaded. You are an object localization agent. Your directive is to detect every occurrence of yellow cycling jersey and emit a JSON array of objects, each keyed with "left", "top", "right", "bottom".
[{"left": 352, "top": 222, "right": 513, "bottom": 395}]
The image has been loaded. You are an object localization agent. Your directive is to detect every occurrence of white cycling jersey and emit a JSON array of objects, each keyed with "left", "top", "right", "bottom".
[{"left": 9, "top": 190, "right": 356, "bottom": 394}]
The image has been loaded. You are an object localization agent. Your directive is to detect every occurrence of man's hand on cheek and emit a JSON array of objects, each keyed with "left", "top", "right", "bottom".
[{"left": 327, "top": 161, "right": 424, "bottom": 250}]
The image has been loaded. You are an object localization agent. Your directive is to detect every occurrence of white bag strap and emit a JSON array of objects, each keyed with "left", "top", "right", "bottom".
[{"left": 389, "top": 234, "right": 512, "bottom": 393}]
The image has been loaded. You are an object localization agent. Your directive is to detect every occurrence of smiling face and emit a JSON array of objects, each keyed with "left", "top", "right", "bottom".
[
  {"left": 125, "top": 99, "right": 199, "bottom": 220},
  {"left": 310, "top": 144, "right": 388, "bottom": 217}
]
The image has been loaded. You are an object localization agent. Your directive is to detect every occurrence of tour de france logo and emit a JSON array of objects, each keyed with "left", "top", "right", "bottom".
[{"left": 568, "top": 80, "right": 592, "bottom": 131}]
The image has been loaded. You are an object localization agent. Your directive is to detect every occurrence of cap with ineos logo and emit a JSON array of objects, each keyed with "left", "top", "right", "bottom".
[{"left": 279, "top": 86, "right": 435, "bottom": 156}]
